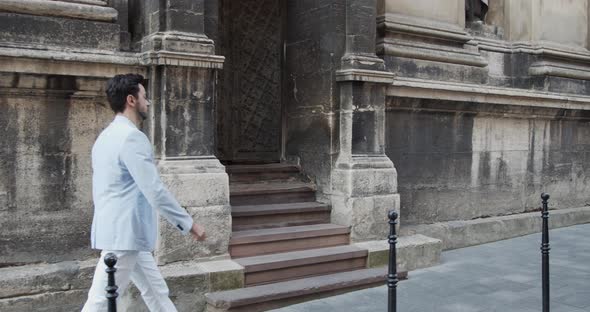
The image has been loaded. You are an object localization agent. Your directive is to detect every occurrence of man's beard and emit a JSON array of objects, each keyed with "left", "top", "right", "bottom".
[{"left": 138, "top": 109, "right": 147, "bottom": 121}]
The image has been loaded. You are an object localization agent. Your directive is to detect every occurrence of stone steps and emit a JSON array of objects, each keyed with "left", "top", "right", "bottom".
[
  {"left": 229, "top": 182, "right": 316, "bottom": 206},
  {"left": 229, "top": 224, "right": 351, "bottom": 258},
  {"left": 231, "top": 202, "right": 331, "bottom": 231},
  {"left": 226, "top": 163, "right": 301, "bottom": 183},
  {"left": 234, "top": 245, "right": 367, "bottom": 286},
  {"left": 205, "top": 267, "right": 388, "bottom": 312}
]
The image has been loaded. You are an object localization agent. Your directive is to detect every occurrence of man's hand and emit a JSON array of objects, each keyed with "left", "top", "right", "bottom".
[{"left": 190, "top": 223, "right": 206, "bottom": 241}]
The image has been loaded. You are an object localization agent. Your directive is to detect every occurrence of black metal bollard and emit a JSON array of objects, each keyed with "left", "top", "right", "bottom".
[
  {"left": 388, "top": 210, "right": 398, "bottom": 312},
  {"left": 104, "top": 253, "right": 118, "bottom": 312},
  {"left": 541, "top": 193, "right": 550, "bottom": 312}
]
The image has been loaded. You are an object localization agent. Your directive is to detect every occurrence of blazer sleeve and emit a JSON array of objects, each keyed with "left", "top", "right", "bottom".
[{"left": 120, "top": 130, "right": 194, "bottom": 235}]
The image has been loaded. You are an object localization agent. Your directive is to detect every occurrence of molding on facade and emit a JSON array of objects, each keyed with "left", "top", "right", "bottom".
[
  {"left": 379, "top": 40, "right": 487, "bottom": 67},
  {"left": 377, "top": 13, "right": 471, "bottom": 43},
  {"left": 141, "top": 32, "right": 215, "bottom": 55},
  {"left": 377, "top": 13, "right": 487, "bottom": 68},
  {"left": 0, "top": 47, "right": 146, "bottom": 77},
  {"left": 388, "top": 77, "right": 590, "bottom": 111},
  {"left": 476, "top": 38, "right": 590, "bottom": 80},
  {"left": 529, "top": 61, "right": 590, "bottom": 81},
  {"left": 336, "top": 68, "right": 395, "bottom": 84},
  {"left": 140, "top": 51, "right": 224, "bottom": 69},
  {"left": 0, "top": 0, "right": 117, "bottom": 22}
]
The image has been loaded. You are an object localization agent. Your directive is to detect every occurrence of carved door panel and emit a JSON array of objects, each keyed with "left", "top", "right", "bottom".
[{"left": 217, "top": 0, "right": 283, "bottom": 162}]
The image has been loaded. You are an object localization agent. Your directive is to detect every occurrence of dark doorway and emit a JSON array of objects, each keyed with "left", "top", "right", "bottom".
[{"left": 217, "top": 0, "right": 284, "bottom": 163}]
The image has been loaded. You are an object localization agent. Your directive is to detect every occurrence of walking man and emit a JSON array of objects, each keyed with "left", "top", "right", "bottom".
[{"left": 82, "top": 74, "right": 206, "bottom": 311}]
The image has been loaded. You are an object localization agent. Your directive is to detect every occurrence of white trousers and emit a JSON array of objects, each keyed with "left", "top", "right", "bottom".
[{"left": 82, "top": 250, "right": 177, "bottom": 312}]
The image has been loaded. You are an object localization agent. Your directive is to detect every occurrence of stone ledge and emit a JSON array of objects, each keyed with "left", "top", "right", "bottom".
[
  {"left": 336, "top": 69, "right": 395, "bottom": 84},
  {"left": 387, "top": 77, "right": 590, "bottom": 111},
  {"left": 379, "top": 40, "right": 487, "bottom": 67},
  {"left": 0, "top": 0, "right": 117, "bottom": 22},
  {"left": 529, "top": 61, "right": 590, "bottom": 81},
  {"left": 0, "top": 47, "right": 145, "bottom": 78},
  {"left": 0, "top": 258, "right": 244, "bottom": 312},
  {"left": 377, "top": 13, "right": 471, "bottom": 44},
  {"left": 354, "top": 234, "right": 442, "bottom": 272},
  {"left": 401, "top": 206, "right": 590, "bottom": 250},
  {"left": 141, "top": 51, "right": 224, "bottom": 68},
  {"left": 0, "top": 259, "right": 95, "bottom": 299}
]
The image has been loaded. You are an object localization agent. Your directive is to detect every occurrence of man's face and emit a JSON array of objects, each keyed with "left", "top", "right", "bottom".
[
  {"left": 127, "top": 83, "right": 150, "bottom": 121},
  {"left": 135, "top": 84, "right": 150, "bottom": 117}
]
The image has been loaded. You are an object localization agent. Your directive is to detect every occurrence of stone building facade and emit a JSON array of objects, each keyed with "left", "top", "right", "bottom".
[{"left": 1, "top": 0, "right": 590, "bottom": 311}]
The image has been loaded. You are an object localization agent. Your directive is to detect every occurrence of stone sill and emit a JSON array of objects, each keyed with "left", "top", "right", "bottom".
[
  {"left": 388, "top": 77, "right": 590, "bottom": 111},
  {"left": 0, "top": 0, "right": 117, "bottom": 22}
]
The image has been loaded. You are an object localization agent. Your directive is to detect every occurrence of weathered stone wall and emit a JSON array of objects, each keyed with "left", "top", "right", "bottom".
[
  {"left": 386, "top": 98, "right": 590, "bottom": 225},
  {"left": 379, "top": 0, "right": 590, "bottom": 226},
  {"left": 0, "top": 73, "right": 112, "bottom": 265},
  {"left": 284, "top": 0, "right": 345, "bottom": 195}
]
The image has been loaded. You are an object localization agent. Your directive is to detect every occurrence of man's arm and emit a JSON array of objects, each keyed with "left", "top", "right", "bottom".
[{"left": 120, "top": 130, "right": 194, "bottom": 235}]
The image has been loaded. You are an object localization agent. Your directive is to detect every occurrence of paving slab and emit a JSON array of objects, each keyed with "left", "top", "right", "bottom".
[{"left": 270, "top": 223, "right": 590, "bottom": 312}]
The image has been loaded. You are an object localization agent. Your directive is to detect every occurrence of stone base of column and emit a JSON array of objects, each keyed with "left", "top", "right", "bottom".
[
  {"left": 155, "top": 157, "right": 231, "bottom": 265},
  {"left": 331, "top": 155, "right": 400, "bottom": 242}
]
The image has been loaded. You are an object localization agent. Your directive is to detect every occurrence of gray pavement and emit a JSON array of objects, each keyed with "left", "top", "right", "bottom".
[{"left": 271, "top": 223, "right": 590, "bottom": 312}]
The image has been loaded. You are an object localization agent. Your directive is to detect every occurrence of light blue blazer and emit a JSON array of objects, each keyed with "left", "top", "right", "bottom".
[{"left": 90, "top": 115, "right": 193, "bottom": 251}]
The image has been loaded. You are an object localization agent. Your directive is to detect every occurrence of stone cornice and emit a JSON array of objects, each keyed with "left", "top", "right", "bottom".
[
  {"left": 377, "top": 13, "right": 487, "bottom": 68},
  {"left": 0, "top": 0, "right": 117, "bottom": 22},
  {"left": 0, "top": 46, "right": 145, "bottom": 77},
  {"left": 379, "top": 39, "right": 487, "bottom": 67},
  {"left": 476, "top": 38, "right": 590, "bottom": 63},
  {"left": 377, "top": 13, "right": 472, "bottom": 44},
  {"left": 388, "top": 77, "right": 590, "bottom": 111},
  {"left": 336, "top": 69, "right": 394, "bottom": 84},
  {"left": 140, "top": 51, "right": 224, "bottom": 69}
]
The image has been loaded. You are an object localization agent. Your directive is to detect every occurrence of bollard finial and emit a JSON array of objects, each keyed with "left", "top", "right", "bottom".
[
  {"left": 104, "top": 253, "right": 118, "bottom": 268},
  {"left": 388, "top": 210, "right": 398, "bottom": 221},
  {"left": 541, "top": 193, "right": 550, "bottom": 201}
]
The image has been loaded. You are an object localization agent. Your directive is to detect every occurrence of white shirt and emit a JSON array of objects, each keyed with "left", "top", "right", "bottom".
[{"left": 90, "top": 115, "right": 193, "bottom": 251}]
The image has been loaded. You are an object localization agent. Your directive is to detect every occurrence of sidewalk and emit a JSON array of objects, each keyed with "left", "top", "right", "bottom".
[{"left": 271, "top": 223, "right": 590, "bottom": 312}]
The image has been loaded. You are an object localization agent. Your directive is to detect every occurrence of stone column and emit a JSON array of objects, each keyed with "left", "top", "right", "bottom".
[
  {"left": 331, "top": 0, "right": 399, "bottom": 242},
  {"left": 139, "top": 0, "right": 229, "bottom": 264}
]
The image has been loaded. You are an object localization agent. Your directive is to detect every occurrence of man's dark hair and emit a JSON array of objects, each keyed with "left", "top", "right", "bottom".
[{"left": 106, "top": 74, "right": 145, "bottom": 113}]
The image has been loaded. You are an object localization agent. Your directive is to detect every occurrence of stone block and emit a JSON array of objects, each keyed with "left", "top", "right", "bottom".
[
  {"left": 355, "top": 234, "right": 442, "bottom": 271},
  {"left": 156, "top": 205, "right": 232, "bottom": 264},
  {"left": 161, "top": 171, "right": 229, "bottom": 208},
  {"left": 332, "top": 166, "right": 398, "bottom": 197},
  {"left": 378, "top": 0, "right": 464, "bottom": 27},
  {"left": 198, "top": 260, "right": 244, "bottom": 292},
  {"left": 401, "top": 206, "right": 590, "bottom": 250},
  {"left": 0, "top": 13, "right": 120, "bottom": 50},
  {"left": 0, "top": 290, "right": 87, "bottom": 311},
  {"left": 332, "top": 193, "right": 400, "bottom": 242},
  {"left": 167, "top": 9, "right": 205, "bottom": 34}
]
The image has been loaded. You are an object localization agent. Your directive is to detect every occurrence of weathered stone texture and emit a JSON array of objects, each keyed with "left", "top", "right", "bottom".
[
  {"left": 156, "top": 205, "right": 231, "bottom": 264},
  {"left": 0, "top": 13, "right": 120, "bottom": 50},
  {"left": 284, "top": 0, "right": 345, "bottom": 192},
  {"left": 355, "top": 234, "right": 442, "bottom": 271},
  {"left": 0, "top": 74, "right": 111, "bottom": 265},
  {"left": 401, "top": 206, "right": 590, "bottom": 250},
  {"left": 386, "top": 97, "right": 590, "bottom": 225}
]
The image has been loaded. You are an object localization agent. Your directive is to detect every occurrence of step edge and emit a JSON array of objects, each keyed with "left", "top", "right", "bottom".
[
  {"left": 230, "top": 185, "right": 316, "bottom": 196},
  {"left": 240, "top": 250, "right": 368, "bottom": 273},
  {"left": 205, "top": 267, "right": 387, "bottom": 308},
  {"left": 230, "top": 227, "right": 351, "bottom": 245},
  {"left": 232, "top": 205, "right": 331, "bottom": 217}
]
